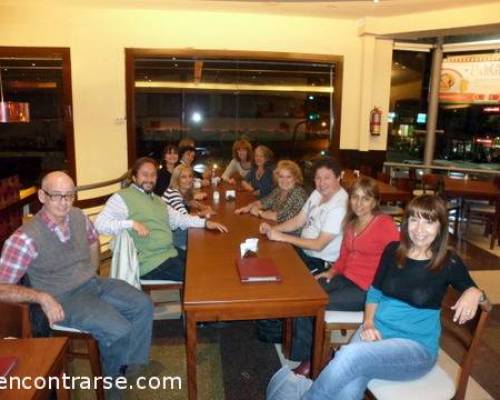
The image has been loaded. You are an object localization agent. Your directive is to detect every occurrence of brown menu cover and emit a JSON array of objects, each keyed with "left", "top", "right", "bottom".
[
  {"left": 236, "top": 257, "right": 282, "bottom": 283},
  {"left": 0, "top": 356, "right": 17, "bottom": 377}
]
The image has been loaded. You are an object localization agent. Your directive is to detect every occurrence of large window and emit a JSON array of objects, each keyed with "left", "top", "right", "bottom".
[
  {"left": 126, "top": 50, "right": 342, "bottom": 166},
  {"left": 387, "top": 49, "right": 431, "bottom": 162},
  {"left": 0, "top": 47, "right": 74, "bottom": 187},
  {"left": 388, "top": 45, "right": 500, "bottom": 168}
]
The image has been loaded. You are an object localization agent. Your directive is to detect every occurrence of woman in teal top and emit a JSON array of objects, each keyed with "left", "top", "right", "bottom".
[{"left": 267, "top": 195, "right": 490, "bottom": 400}]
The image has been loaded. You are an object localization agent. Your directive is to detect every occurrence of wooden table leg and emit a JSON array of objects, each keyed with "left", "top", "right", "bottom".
[
  {"left": 56, "top": 369, "right": 70, "bottom": 400},
  {"left": 282, "top": 318, "right": 292, "bottom": 359},
  {"left": 311, "top": 308, "right": 325, "bottom": 379},
  {"left": 186, "top": 312, "right": 198, "bottom": 400}
]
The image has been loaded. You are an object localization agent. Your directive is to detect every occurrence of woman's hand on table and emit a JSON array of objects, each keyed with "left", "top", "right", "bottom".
[
  {"left": 206, "top": 220, "right": 228, "bottom": 233},
  {"left": 360, "top": 321, "right": 382, "bottom": 342},
  {"left": 451, "top": 287, "right": 483, "bottom": 324},
  {"left": 193, "top": 191, "right": 207, "bottom": 201},
  {"left": 199, "top": 206, "right": 216, "bottom": 219},
  {"left": 259, "top": 222, "right": 272, "bottom": 235},
  {"left": 249, "top": 206, "right": 261, "bottom": 217},
  {"left": 266, "top": 229, "right": 286, "bottom": 242},
  {"left": 235, "top": 204, "right": 251, "bottom": 215}
]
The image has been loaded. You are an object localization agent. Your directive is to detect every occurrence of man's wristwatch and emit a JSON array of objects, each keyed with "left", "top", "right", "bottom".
[{"left": 479, "top": 289, "right": 487, "bottom": 303}]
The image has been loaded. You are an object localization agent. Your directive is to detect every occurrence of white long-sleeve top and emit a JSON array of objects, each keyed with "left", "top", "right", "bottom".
[{"left": 95, "top": 186, "right": 205, "bottom": 236}]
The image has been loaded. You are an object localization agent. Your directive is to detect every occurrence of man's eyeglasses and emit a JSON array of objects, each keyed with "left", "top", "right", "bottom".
[{"left": 42, "top": 190, "right": 76, "bottom": 202}]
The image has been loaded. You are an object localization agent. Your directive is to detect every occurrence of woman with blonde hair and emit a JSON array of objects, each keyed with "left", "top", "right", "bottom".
[
  {"left": 235, "top": 160, "right": 307, "bottom": 225},
  {"left": 241, "top": 145, "right": 275, "bottom": 198},
  {"left": 221, "top": 139, "right": 253, "bottom": 184},
  {"left": 162, "top": 164, "right": 214, "bottom": 249},
  {"left": 163, "top": 164, "right": 213, "bottom": 217}
]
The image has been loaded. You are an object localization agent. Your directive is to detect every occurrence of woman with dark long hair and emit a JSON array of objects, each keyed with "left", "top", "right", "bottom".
[
  {"left": 267, "top": 195, "right": 489, "bottom": 400},
  {"left": 154, "top": 144, "right": 178, "bottom": 196}
]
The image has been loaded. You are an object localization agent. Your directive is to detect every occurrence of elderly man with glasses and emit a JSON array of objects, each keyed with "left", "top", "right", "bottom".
[{"left": 0, "top": 171, "right": 154, "bottom": 380}]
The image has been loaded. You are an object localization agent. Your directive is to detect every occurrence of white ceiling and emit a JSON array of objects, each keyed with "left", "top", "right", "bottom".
[{"left": 64, "top": 0, "right": 500, "bottom": 20}]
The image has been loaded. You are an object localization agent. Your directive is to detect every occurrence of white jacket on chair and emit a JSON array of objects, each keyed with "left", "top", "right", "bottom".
[{"left": 111, "top": 230, "right": 141, "bottom": 289}]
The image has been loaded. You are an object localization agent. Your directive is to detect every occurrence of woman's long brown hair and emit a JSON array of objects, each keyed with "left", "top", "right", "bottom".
[
  {"left": 343, "top": 177, "right": 380, "bottom": 230},
  {"left": 395, "top": 195, "right": 450, "bottom": 270}
]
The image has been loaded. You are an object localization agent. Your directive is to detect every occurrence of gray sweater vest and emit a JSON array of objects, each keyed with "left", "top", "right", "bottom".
[{"left": 22, "top": 208, "right": 96, "bottom": 297}]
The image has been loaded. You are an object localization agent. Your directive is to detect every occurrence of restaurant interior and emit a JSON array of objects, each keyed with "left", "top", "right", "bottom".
[{"left": 1, "top": 0, "right": 500, "bottom": 399}]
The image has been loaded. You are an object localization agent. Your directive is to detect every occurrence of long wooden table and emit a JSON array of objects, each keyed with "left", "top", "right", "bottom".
[
  {"left": 443, "top": 176, "right": 500, "bottom": 248},
  {"left": 184, "top": 189, "right": 328, "bottom": 400},
  {"left": 0, "top": 337, "right": 69, "bottom": 400}
]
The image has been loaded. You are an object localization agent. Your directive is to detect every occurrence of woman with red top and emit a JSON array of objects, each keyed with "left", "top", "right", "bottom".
[{"left": 290, "top": 177, "right": 400, "bottom": 374}]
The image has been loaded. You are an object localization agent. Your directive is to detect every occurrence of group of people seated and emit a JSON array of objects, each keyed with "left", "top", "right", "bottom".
[{"left": 0, "top": 136, "right": 490, "bottom": 400}]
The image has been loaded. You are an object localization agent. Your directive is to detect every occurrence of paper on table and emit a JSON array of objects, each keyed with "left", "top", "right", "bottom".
[{"left": 240, "top": 238, "right": 259, "bottom": 258}]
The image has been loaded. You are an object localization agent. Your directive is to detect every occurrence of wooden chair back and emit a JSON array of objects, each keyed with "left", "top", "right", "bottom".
[
  {"left": 392, "top": 177, "right": 413, "bottom": 192},
  {"left": 441, "top": 288, "right": 491, "bottom": 400},
  {"left": 421, "top": 174, "right": 442, "bottom": 193},
  {"left": 0, "top": 302, "right": 31, "bottom": 338}
]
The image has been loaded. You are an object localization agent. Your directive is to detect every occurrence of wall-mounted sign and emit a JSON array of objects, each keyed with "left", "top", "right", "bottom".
[{"left": 439, "top": 53, "right": 500, "bottom": 104}]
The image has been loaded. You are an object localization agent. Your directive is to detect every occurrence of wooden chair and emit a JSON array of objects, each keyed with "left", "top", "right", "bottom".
[
  {"left": 376, "top": 172, "right": 391, "bottom": 184},
  {"left": 413, "top": 174, "right": 441, "bottom": 196},
  {"left": 140, "top": 279, "right": 184, "bottom": 319},
  {"left": 0, "top": 301, "right": 31, "bottom": 339},
  {"left": 281, "top": 311, "right": 364, "bottom": 369},
  {"left": 109, "top": 230, "right": 184, "bottom": 318},
  {"left": 51, "top": 324, "right": 105, "bottom": 400},
  {"left": 321, "top": 311, "right": 364, "bottom": 367},
  {"left": 0, "top": 301, "right": 105, "bottom": 400},
  {"left": 392, "top": 177, "right": 414, "bottom": 193},
  {"left": 367, "top": 288, "right": 491, "bottom": 400}
]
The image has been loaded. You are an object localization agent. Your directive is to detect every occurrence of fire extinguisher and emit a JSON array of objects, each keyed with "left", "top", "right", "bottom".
[{"left": 369, "top": 107, "right": 382, "bottom": 136}]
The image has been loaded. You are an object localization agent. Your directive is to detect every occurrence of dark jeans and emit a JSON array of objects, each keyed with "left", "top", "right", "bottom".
[
  {"left": 290, "top": 274, "right": 366, "bottom": 361},
  {"left": 295, "top": 247, "right": 328, "bottom": 275},
  {"left": 140, "top": 248, "right": 186, "bottom": 282}
]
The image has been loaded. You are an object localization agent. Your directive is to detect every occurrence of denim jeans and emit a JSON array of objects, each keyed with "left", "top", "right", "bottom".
[
  {"left": 141, "top": 248, "right": 186, "bottom": 282},
  {"left": 303, "top": 328, "right": 436, "bottom": 400},
  {"left": 172, "top": 228, "right": 187, "bottom": 251},
  {"left": 267, "top": 328, "right": 435, "bottom": 400},
  {"left": 57, "top": 277, "right": 154, "bottom": 377},
  {"left": 290, "top": 275, "right": 366, "bottom": 361}
]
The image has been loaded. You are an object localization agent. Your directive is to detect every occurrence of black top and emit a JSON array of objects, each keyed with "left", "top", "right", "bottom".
[
  {"left": 372, "top": 242, "right": 476, "bottom": 310},
  {"left": 154, "top": 167, "right": 172, "bottom": 196}
]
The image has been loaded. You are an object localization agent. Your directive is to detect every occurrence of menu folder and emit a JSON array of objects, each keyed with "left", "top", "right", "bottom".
[
  {"left": 237, "top": 257, "right": 282, "bottom": 283},
  {"left": 0, "top": 356, "right": 17, "bottom": 377}
]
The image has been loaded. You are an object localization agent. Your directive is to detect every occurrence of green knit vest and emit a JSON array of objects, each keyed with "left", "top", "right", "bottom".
[{"left": 119, "top": 186, "right": 177, "bottom": 276}]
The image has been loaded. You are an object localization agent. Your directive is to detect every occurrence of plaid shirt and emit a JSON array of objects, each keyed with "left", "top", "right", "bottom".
[{"left": 0, "top": 209, "right": 98, "bottom": 283}]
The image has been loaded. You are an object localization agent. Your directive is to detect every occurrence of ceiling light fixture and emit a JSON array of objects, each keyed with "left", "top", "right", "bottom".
[{"left": 0, "top": 68, "right": 30, "bottom": 123}]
